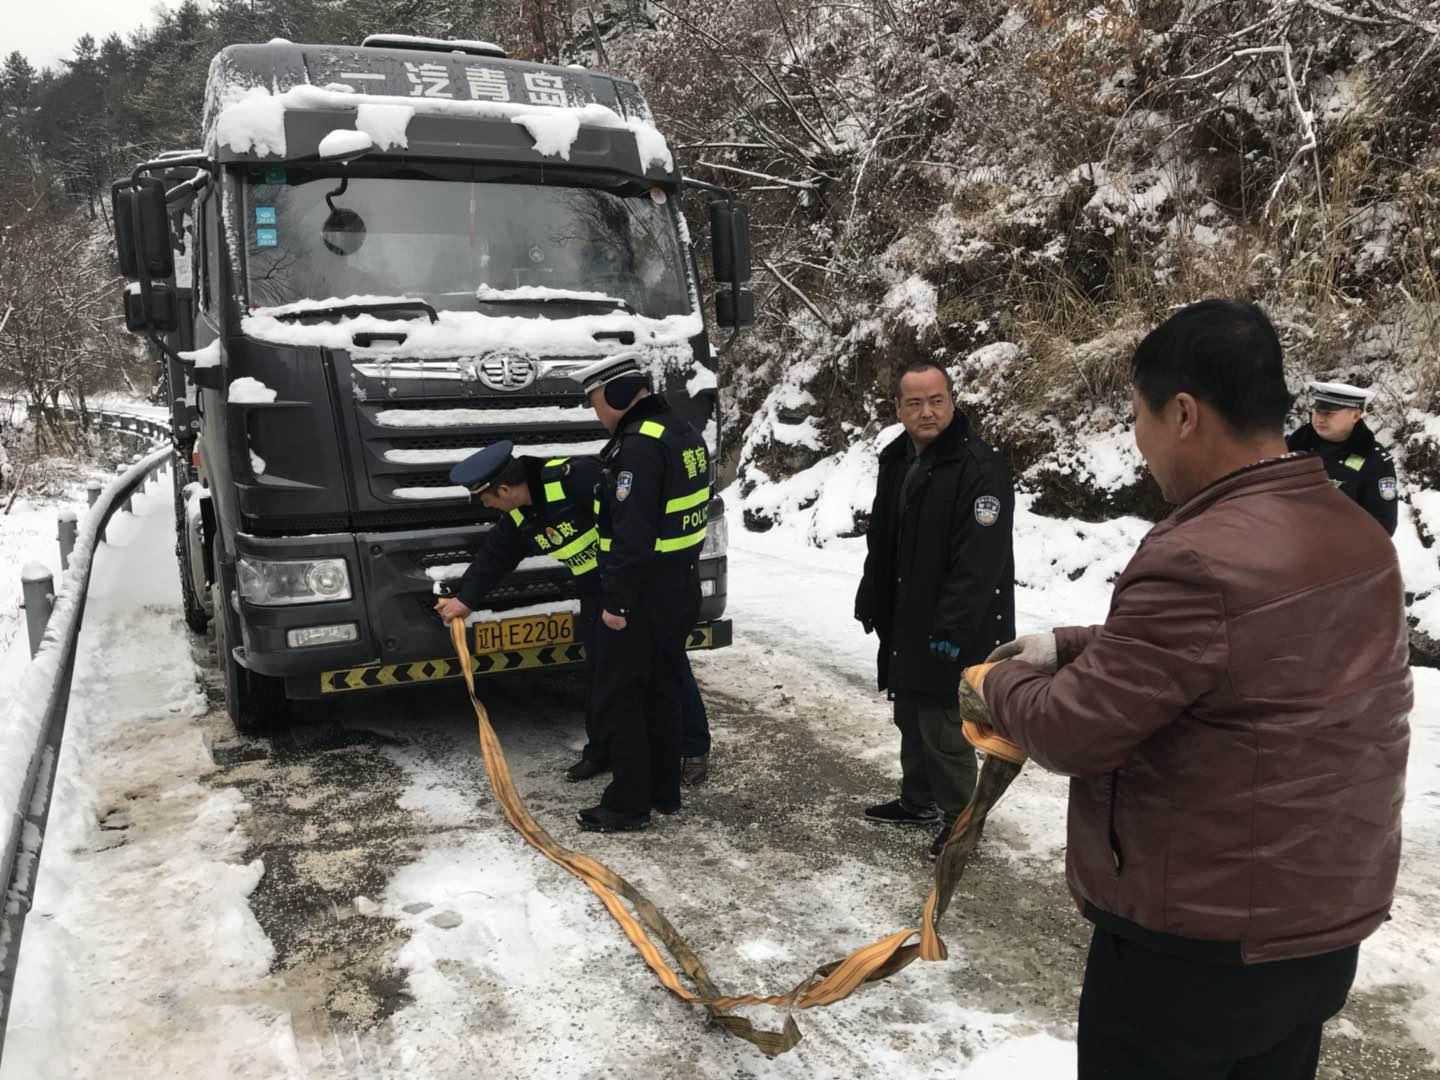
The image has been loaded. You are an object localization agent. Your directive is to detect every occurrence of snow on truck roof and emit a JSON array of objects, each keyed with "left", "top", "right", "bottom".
[{"left": 200, "top": 41, "right": 673, "bottom": 178}]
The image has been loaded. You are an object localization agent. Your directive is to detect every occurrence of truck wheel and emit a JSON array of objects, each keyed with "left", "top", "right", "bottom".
[
  {"left": 212, "top": 581, "right": 290, "bottom": 737},
  {"left": 173, "top": 470, "right": 209, "bottom": 634}
]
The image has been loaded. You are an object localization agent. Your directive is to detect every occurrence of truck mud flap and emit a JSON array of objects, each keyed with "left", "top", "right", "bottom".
[{"left": 318, "top": 619, "right": 732, "bottom": 694}]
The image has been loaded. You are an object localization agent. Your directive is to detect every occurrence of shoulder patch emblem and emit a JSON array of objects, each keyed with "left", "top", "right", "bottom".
[
  {"left": 616, "top": 470, "right": 634, "bottom": 501},
  {"left": 974, "top": 495, "right": 1001, "bottom": 527},
  {"left": 1378, "top": 476, "right": 1397, "bottom": 501}
]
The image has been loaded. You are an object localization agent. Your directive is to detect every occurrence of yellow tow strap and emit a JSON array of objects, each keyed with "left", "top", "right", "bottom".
[{"left": 446, "top": 617, "right": 1027, "bottom": 1055}]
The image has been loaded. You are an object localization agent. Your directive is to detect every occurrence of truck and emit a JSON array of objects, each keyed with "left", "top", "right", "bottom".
[{"left": 111, "top": 35, "right": 753, "bottom": 735}]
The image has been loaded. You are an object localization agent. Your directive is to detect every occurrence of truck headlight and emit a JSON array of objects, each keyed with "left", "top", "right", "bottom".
[
  {"left": 237, "top": 556, "right": 352, "bottom": 606},
  {"left": 700, "top": 514, "right": 728, "bottom": 558}
]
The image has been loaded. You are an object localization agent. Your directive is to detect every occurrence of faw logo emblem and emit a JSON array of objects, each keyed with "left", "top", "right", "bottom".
[{"left": 476, "top": 355, "right": 538, "bottom": 392}]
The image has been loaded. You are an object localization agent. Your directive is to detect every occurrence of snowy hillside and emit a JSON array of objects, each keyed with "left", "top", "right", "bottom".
[{"left": 608, "top": 1, "right": 1440, "bottom": 655}]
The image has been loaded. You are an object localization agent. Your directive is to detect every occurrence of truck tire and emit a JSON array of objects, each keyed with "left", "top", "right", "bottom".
[
  {"left": 212, "top": 581, "right": 290, "bottom": 737},
  {"left": 173, "top": 468, "right": 209, "bottom": 634}
]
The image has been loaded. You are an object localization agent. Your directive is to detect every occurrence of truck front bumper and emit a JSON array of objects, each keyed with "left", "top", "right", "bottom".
[
  {"left": 301, "top": 616, "right": 732, "bottom": 698},
  {"left": 228, "top": 528, "right": 730, "bottom": 699}
]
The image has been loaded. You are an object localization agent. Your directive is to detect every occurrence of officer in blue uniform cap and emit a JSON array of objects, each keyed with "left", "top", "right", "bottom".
[
  {"left": 437, "top": 438, "right": 609, "bottom": 780},
  {"left": 1286, "top": 380, "right": 1399, "bottom": 536},
  {"left": 570, "top": 353, "right": 715, "bottom": 832},
  {"left": 448, "top": 439, "right": 517, "bottom": 494}
]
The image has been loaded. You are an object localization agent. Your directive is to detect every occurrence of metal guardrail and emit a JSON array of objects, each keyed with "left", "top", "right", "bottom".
[
  {"left": 50, "top": 404, "right": 172, "bottom": 446},
  {"left": 0, "top": 407, "right": 173, "bottom": 1059}
]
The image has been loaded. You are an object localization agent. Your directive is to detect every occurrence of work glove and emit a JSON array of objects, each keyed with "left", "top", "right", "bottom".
[
  {"left": 929, "top": 638, "right": 962, "bottom": 661},
  {"left": 986, "top": 632, "right": 1059, "bottom": 674},
  {"left": 957, "top": 663, "right": 1026, "bottom": 765}
]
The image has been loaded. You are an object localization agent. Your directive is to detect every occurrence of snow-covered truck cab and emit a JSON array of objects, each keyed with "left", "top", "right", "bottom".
[{"left": 111, "top": 37, "right": 754, "bottom": 734}]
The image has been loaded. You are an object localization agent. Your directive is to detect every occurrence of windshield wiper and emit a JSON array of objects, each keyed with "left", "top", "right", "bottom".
[
  {"left": 269, "top": 300, "right": 440, "bottom": 324},
  {"left": 475, "top": 288, "right": 635, "bottom": 315}
]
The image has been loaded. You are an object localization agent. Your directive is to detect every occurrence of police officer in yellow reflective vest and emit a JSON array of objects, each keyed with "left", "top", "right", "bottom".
[{"left": 570, "top": 355, "right": 711, "bottom": 832}]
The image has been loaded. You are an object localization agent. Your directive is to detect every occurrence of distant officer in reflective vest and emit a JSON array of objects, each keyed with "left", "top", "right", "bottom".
[
  {"left": 569, "top": 354, "right": 712, "bottom": 832},
  {"left": 1286, "top": 380, "right": 1399, "bottom": 536}
]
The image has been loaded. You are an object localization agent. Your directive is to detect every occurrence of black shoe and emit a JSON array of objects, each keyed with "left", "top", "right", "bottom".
[
  {"left": 564, "top": 758, "right": 609, "bottom": 783},
  {"left": 864, "top": 798, "right": 940, "bottom": 826},
  {"left": 576, "top": 805, "right": 650, "bottom": 832},
  {"left": 930, "top": 819, "right": 957, "bottom": 859},
  {"left": 654, "top": 800, "right": 681, "bottom": 816},
  {"left": 681, "top": 754, "right": 709, "bottom": 787}
]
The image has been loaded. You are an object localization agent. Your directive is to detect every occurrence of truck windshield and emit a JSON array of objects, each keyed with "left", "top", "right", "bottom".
[{"left": 241, "top": 169, "right": 693, "bottom": 319}]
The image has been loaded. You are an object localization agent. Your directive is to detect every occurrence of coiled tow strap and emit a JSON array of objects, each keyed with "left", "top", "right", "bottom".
[{"left": 447, "top": 619, "right": 1026, "bottom": 1055}]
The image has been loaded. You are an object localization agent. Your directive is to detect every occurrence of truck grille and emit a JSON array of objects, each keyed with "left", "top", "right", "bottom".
[
  {"left": 342, "top": 355, "right": 611, "bottom": 507},
  {"left": 414, "top": 576, "right": 575, "bottom": 616},
  {"left": 419, "top": 547, "right": 482, "bottom": 567}
]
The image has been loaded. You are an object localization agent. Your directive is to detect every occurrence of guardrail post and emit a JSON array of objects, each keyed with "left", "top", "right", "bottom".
[
  {"left": 57, "top": 510, "right": 78, "bottom": 571},
  {"left": 20, "top": 564, "right": 54, "bottom": 659},
  {"left": 87, "top": 480, "right": 106, "bottom": 543}
]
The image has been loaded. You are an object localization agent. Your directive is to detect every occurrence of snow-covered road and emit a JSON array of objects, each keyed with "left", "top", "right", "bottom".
[{"left": 1, "top": 488, "right": 1436, "bottom": 1078}]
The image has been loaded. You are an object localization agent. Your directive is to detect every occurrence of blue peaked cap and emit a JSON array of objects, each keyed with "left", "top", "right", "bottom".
[{"left": 450, "top": 439, "right": 515, "bottom": 491}]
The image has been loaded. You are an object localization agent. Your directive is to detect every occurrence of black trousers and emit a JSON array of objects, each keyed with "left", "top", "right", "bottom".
[
  {"left": 1078, "top": 926, "right": 1358, "bottom": 1080},
  {"left": 591, "top": 567, "right": 700, "bottom": 816},
  {"left": 579, "top": 595, "right": 710, "bottom": 764}
]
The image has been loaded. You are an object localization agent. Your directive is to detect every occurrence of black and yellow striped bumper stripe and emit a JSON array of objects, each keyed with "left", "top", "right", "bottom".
[{"left": 320, "top": 626, "right": 719, "bottom": 694}]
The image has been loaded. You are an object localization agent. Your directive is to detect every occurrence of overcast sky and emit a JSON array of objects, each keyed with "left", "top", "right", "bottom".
[{"left": 9, "top": 0, "right": 185, "bottom": 71}]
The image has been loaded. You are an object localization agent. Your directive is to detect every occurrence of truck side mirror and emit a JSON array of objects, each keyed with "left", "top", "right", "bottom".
[
  {"left": 710, "top": 202, "right": 752, "bottom": 284},
  {"left": 715, "top": 288, "right": 755, "bottom": 328},
  {"left": 124, "top": 282, "right": 181, "bottom": 333},
  {"left": 113, "top": 178, "right": 175, "bottom": 280}
]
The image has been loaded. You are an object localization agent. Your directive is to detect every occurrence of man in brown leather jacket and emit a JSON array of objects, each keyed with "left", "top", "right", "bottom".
[{"left": 976, "top": 300, "right": 1412, "bottom": 1079}]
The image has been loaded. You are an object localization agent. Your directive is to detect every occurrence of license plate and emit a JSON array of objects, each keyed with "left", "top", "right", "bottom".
[{"left": 474, "top": 612, "right": 575, "bottom": 656}]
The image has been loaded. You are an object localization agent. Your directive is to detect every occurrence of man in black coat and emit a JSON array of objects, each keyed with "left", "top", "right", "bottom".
[
  {"left": 855, "top": 360, "right": 1015, "bottom": 858},
  {"left": 1286, "top": 380, "right": 1398, "bottom": 536}
]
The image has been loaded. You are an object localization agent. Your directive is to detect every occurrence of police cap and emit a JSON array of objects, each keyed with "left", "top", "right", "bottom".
[
  {"left": 570, "top": 353, "right": 645, "bottom": 396},
  {"left": 449, "top": 439, "right": 515, "bottom": 493},
  {"left": 1307, "top": 380, "right": 1375, "bottom": 412}
]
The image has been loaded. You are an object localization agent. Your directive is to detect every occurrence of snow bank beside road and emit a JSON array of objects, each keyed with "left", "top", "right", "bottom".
[
  {"left": 0, "top": 449, "right": 168, "bottom": 900},
  {"left": 1354, "top": 666, "right": 1440, "bottom": 1058},
  {"left": 736, "top": 416, "right": 1440, "bottom": 646},
  {"left": 1, "top": 485, "right": 283, "bottom": 1080}
]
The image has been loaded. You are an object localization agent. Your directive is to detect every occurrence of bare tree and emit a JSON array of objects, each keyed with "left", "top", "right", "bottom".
[{"left": 0, "top": 202, "right": 132, "bottom": 449}]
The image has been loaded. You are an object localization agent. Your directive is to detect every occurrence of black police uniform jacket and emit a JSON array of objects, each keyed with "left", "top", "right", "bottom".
[
  {"left": 1286, "top": 419, "right": 1398, "bottom": 536},
  {"left": 597, "top": 394, "right": 711, "bottom": 615},
  {"left": 457, "top": 455, "right": 603, "bottom": 610},
  {"left": 855, "top": 412, "right": 1015, "bottom": 705}
]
